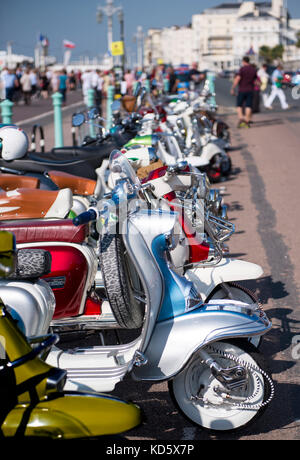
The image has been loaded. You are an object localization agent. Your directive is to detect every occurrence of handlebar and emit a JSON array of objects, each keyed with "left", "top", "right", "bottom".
[{"left": 73, "top": 208, "right": 98, "bottom": 226}]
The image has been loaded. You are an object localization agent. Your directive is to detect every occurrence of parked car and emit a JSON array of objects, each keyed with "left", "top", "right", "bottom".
[
  {"left": 219, "top": 70, "right": 232, "bottom": 78},
  {"left": 291, "top": 71, "right": 300, "bottom": 86}
]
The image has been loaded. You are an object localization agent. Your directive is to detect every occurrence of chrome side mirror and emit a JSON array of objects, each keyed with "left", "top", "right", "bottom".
[{"left": 72, "top": 112, "right": 85, "bottom": 127}]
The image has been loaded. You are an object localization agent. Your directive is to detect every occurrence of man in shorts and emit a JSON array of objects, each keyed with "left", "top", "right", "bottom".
[{"left": 230, "top": 56, "right": 257, "bottom": 128}]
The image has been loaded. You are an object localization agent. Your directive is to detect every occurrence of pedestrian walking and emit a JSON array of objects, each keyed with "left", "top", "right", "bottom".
[
  {"left": 252, "top": 64, "right": 261, "bottom": 114},
  {"left": 20, "top": 69, "right": 32, "bottom": 105},
  {"left": 230, "top": 56, "right": 257, "bottom": 128},
  {"left": 81, "top": 69, "right": 92, "bottom": 105},
  {"left": 39, "top": 71, "right": 50, "bottom": 99},
  {"left": 92, "top": 69, "right": 104, "bottom": 114},
  {"left": 68, "top": 70, "right": 77, "bottom": 91},
  {"left": 264, "top": 64, "right": 289, "bottom": 110},
  {"left": 189, "top": 62, "right": 205, "bottom": 92},
  {"left": 3, "top": 68, "right": 18, "bottom": 101},
  {"left": 50, "top": 71, "right": 59, "bottom": 93},
  {"left": 29, "top": 69, "right": 38, "bottom": 97},
  {"left": 166, "top": 65, "right": 179, "bottom": 94},
  {"left": 124, "top": 69, "right": 135, "bottom": 95},
  {"left": 58, "top": 69, "right": 69, "bottom": 104},
  {"left": 257, "top": 63, "right": 269, "bottom": 107}
]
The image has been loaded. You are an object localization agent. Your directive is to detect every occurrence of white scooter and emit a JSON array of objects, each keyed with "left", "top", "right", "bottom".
[{"left": 115, "top": 147, "right": 263, "bottom": 312}]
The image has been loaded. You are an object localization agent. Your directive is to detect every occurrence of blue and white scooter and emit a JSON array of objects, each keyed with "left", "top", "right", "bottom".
[{"left": 44, "top": 151, "right": 274, "bottom": 432}]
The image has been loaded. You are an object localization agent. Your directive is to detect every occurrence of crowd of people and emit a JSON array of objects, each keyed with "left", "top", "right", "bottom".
[
  {"left": 0, "top": 62, "right": 207, "bottom": 110},
  {"left": 231, "top": 56, "right": 290, "bottom": 128},
  {"left": 1, "top": 59, "right": 289, "bottom": 127},
  {"left": 0, "top": 66, "right": 84, "bottom": 106}
]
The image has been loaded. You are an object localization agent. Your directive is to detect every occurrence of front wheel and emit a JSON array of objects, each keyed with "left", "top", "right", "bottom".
[
  {"left": 169, "top": 340, "right": 274, "bottom": 432},
  {"left": 207, "top": 153, "right": 231, "bottom": 183}
]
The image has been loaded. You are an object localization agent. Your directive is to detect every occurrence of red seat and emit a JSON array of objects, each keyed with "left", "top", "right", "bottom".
[{"left": 0, "top": 219, "right": 88, "bottom": 244}]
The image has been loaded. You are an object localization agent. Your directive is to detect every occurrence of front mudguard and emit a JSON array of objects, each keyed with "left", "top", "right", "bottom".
[
  {"left": 132, "top": 300, "right": 271, "bottom": 382},
  {"left": 2, "top": 392, "right": 141, "bottom": 439},
  {"left": 185, "top": 258, "right": 263, "bottom": 301},
  {"left": 200, "top": 141, "right": 226, "bottom": 163}
]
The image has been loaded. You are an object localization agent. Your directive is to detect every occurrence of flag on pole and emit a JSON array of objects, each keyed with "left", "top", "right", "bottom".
[
  {"left": 63, "top": 40, "right": 76, "bottom": 49},
  {"left": 39, "top": 34, "right": 49, "bottom": 47}
]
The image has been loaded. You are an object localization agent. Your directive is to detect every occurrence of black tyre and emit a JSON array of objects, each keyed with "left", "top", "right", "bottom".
[{"left": 99, "top": 230, "right": 145, "bottom": 329}]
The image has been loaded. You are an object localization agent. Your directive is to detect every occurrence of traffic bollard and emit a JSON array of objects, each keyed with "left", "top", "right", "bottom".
[
  {"left": 51, "top": 92, "right": 64, "bottom": 148},
  {"left": 106, "top": 85, "right": 115, "bottom": 131},
  {"left": 144, "top": 79, "right": 150, "bottom": 93},
  {"left": 163, "top": 78, "right": 169, "bottom": 93},
  {"left": 87, "top": 88, "right": 95, "bottom": 108},
  {"left": 207, "top": 72, "right": 216, "bottom": 106},
  {"left": 0, "top": 99, "right": 14, "bottom": 124}
]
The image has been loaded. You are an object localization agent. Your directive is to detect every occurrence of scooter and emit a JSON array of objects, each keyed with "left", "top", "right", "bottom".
[
  {"left": 0, "top": 230, "right": 141, "bottom": 439},
  {"left": 112, "top": 148, "right": 264, "bottom": 309},
  {"left": 0, "top": 149, "right": 261, "bottom": 341},
  {"left": 42, "top": 150, "right": 273, "bottom": 432},
  {"left": 0, "top": 114, "right": 140, "bottom": 181},
  {"left": 1, "top": 151, "right": 274, "bottom": 431}
]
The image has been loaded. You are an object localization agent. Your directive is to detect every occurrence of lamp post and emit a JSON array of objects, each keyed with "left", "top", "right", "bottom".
[
  {"left": 96, "top": 0, "right": 123, "bottom": 68},
  {"left": 133, "top": 26, "right": 144, "bottom": 70},
  {"left": 118, "top": 9, "right": 125, "bottom": 77}
]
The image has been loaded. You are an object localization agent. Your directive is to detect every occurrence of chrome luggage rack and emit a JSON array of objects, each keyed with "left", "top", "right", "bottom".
[{"left": 161, "top": 195, "right": 235, "bottom": 269}]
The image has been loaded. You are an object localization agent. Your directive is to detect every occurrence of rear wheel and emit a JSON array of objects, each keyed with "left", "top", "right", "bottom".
[
  {"left": 169, "top": 340, "right": 273, "bottom": 432},
  {"left": 207, "top": 153, "right": 231, "bottom": 183},
  {"left": 99, "top": 230, "right": 145, "bottom": 329}
]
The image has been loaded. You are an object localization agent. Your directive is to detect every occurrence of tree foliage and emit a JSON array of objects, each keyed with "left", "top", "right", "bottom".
[{"left": 259, "top": 44, "right": 284, "bottom": 63}]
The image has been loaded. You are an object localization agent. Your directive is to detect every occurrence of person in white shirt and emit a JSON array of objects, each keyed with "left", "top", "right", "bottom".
[
  {"left": 265, "top": 64, "right": 289, "bottom": 110},
  {"left": 257, "top": 64, "right": 269, "bottom": 107},
  {"left": 81, "top": 69, "right": 92, "bottom": 105},
  {"left": 93, "top": 69, "right": 104, "bottom": 114},
  {"left": 20, "top": 69, "right": 32, "bottom": 105},
  {"left": 29, "top": 69, "right": 38, "bottom": 96}
]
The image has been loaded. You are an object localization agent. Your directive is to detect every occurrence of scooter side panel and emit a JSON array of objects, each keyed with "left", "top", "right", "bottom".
[
  {"left": 18, "top": 242, "right": 97, "bottom": 320},
  {"left": 3, "top": 394, "right": 141, "bottom": 439},
  {"left": 132, "top": 303, "right": 271, "bottom": 381},
  {"left": 0, "top": 279, "right": 55, "bottom": 336},
  {"left": 185, "top": 258, "right": 263, "bottom": 301}
]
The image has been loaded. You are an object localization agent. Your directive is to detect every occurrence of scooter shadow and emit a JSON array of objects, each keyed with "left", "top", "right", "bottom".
[
  {"left": 115, "top": 378, "right": 300, "bottom": 440},
  {"left": 238, "top": 276, "right": 289, "bottom": 304}
]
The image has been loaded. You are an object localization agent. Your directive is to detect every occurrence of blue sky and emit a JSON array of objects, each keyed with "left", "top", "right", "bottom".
[{"left": 1, "top": 0, "right": 300, "bottom": 62}]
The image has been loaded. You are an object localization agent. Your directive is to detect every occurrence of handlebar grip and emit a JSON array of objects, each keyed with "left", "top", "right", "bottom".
[{"left": 73, "top": 209, "right": 98, "bottom": 226}]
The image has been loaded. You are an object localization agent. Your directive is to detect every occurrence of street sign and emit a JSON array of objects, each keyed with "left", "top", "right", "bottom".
[{"left": 111, "top": 41, "right": 124, "bottom": 56}]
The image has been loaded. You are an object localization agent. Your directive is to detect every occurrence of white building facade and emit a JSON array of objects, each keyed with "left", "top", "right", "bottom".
[
  {"left": 144, "top": 25, "right": 194, "bottom": 68},
  {"left": 143, "top": 1, "right": 300, "bottom": 72},
  {"left": 192, "top": 0, "right": 294, "bottom": 71}
]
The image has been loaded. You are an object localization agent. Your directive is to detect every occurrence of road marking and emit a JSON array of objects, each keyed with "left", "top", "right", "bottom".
[
  {"left": 182, "top": 427, "right": 196, "bottom": 440},
  {"left": 16, "top": 100, "right": 84, "bottom": 126}
]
